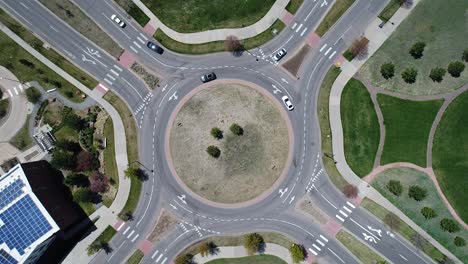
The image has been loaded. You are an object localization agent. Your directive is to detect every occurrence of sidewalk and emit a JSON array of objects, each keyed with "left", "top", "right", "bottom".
[
  {"left": 193, "top": 243, "right": 306, "bottom": 264},
  {"left": 328, "top": 1, "right": 462, "bottom": 263},
  {"left": 0, "top": 24, "right": 131, "bottom": 263},
  {"left": 131, "top": 0, "right": 290, "bottom": 44}
]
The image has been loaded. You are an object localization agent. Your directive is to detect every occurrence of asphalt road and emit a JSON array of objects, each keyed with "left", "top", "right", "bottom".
[{"left": 0, "top": 0, "right": 436, "bottom": 263}]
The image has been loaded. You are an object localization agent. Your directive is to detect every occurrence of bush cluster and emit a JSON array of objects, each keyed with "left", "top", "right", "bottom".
[{"left": 386, "top": 180, "right": 403, "bottom": 196}]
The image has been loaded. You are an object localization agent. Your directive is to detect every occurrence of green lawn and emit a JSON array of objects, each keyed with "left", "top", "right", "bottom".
[
  {"left": 360, "top": 0, "right": 468, "bottom": 95},
  {"left": 114, "top": 0, "right": 150, "bottom": 27},
  {"left": 78, "top": 201, "right": 95, "bottom": 216},
  {"left": 126, "top": 250, "right": 144, "bottom": 264},
  {"left": 206, "top": 255, "right": 286, "bottom": 264},
  {"left": 10, "top": 115, "right": 32, "bottom": 150},
  {"left": 317, "top": 66, "right": 348, "bottom": 190},
  {"left": 361, "top": 198, "right": 448, "bottom": 263},
  {"left": 372, "top": 167, "right": 468, "bottom": 262},
  {"left": 432, "top": 90, "right": 468, "bottom": 223},
  {"left": 341, "top": 78, "right": 380, "bottom": 177},
  {"left": 315, "top": 0, "right": 356, "bottom": 37},
  {"left": 377, "top": 94, "right": 443, "bottom": 167},
  {"left": 336, "top": 230, "right": 385, "bottom": 263},
  {"left": 144, "top": 0, "right": 275, "bottom": 33},
  {"left": 0, "top": 99, "right": 10, "bottom": 120},
  {"left": 103, "top": 117, "right": 118, "bottom": 187},
  {"left": 286, "top": 0, "right": 304, "bottom": 14},
  {"left": 154, "top": 20, "right": 285, "bottom": 55},
  {"left": 55, "top": 125, "right": 80, "bottom": 143},
  {"left": 378, "top": 0, "right": 402, "bottom": 22},
  {"left": 89, "top": 225, "right": 117, "bottom": 248}
]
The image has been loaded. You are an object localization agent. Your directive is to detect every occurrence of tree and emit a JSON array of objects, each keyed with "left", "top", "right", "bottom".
[
  {"left": 118, "top": 210, "right": 133, "bottom": 221},
  {"left": 409, "top": 42, "right": 426, "bottom": 59},
  {"left": 243, "top": 233, "right": 264, "bottom": 255},
  {"left": 125, "top": 166, "right": 147, "bottom": 181},
  {"left": 408, "top": 185, "right": 427, "bottom": 201},
  {"left": 206, "top": 145, "right": 221, "bottom": 158},
  {"left": 73, "top": 188, "right": 94, "bottom": 203},
  {"left": 25, "top": 87, "right": 41, "bottom": 104},
  {"left": 420, "top": 207, "right": 437, "bottom": 219},
  {"left": 440, "top": 218, "right": 460, "bottom": 233},
  {"left": 343, "top": 184, "right": 358, "bottom": 198},
  {"left": 210, "top": 127, "right": 223, "bottom": 139},
  {"left": 401, "top": 68, "right": 418, "bottom": 83},
  {"left": 230, "top": 123, "right": 244, "bottom": 135},
  {"left": 87, "top": 241, "right": 102, "bottom": 255},
  {"left": 54, "top": 139, "right": 81, "bottom": 153},
  {"left": 289, "top": 243, "right": 306, "bottom": 263},
  {"left": 454, "top": 236, "right": 465, "bottom": 247},
  {"left": 380, "top": 62, "right": 395, "bottom": 79},
  {"left": 51, "top": 149, "right": 76, "bottom": 170},
  {"left": 64, "top": 172, "right": 89, "bottom": 187},
  {"left": 225, "top": 35, "right": 243, "bottom": 56},
  {"left": 410, "top": 233, "right": 428, "bottom": 250},
  {"left": 175, "top": 254, "right": 193, "bottom": 264},
  {"left": 199, "top": 242, "right": 210, "bottom": 257},
  {"left": 429, "top": 67, "right": 446, "bottom": 82},
  {"left": 350, "top": 37, "right": 369, "bottom": 59},
  {"left": 447, "top": 61, "right": 465, "bottom": 77},
  {"left": 386, "top": 180, "right": 403, "bottom": 196},
  {"left": 63, "top": 112, "right": 84, "bottom": 130},
  {"left": 89, "top": 172, "right": 110, "bottom": 193},
  {"left": 75, "top": 150, "right": 99, "bottom": 171},
  {"left": 384, "top": 212, "right": 401, "bottom": 230},
  {"left": 463, "top": 49, "right": 468, "bottom": 62}
]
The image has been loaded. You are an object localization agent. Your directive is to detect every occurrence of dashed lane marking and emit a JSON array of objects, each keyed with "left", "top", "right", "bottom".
[{"left": 327, "top": 248, "right": 345, "bottom": 263}]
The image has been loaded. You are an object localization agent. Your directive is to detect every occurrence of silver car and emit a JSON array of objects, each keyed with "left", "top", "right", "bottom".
[
  {"left": 111, "top": 14, "right": 125, "bottom": 28},
  {"left": 273, "top": 48, "right": 287, "bottom": 62},
  {"left": 282, "top": 96, "right": 294, "bottom": 111}
]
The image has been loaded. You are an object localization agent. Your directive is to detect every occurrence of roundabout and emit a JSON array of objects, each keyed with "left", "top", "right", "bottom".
[{"left": 167, "top": 80, "right": 293, "bottom": 205}]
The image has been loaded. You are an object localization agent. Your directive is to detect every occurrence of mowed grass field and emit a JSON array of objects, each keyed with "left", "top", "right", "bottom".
[
  {"left": 341, "top": 78, "right": 380, "bottom": 177},
  {"left": 144, "top": 0, "right": 275, "bottom": 33},
  {"left": 360, "top": 0, "right": 468, "bottom": 95},
  {"left": 206, "top": 255, "right": 287, "bottom": 264},
  {"left": 378, "top": 94, "right": 443, "bottom": 167},
  {"left": 372, "top": 167, "right": 468, "bottom": 262},
  {"left": 433, "top": 90, "right": 468, "bottom": 223}
]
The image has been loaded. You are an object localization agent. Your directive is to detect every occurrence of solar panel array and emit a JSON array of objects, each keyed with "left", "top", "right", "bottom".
[
  {"left": 0, "top": 195, "right": 52, "bottom": 255},
  {"left": 0, "top": 249, "right": 17, "bottom": 264},
  {"left": 0, "top": 179, "right": 25, "bottom": 211}
]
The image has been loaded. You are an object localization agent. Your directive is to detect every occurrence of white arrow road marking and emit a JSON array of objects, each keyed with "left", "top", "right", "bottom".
[
  {"left": 363, "top": 233, "right": 377, "bottom": 243},
  {"left": 367, "top": 226, "right": 382, "bottom": 237},
  {"left": 386, "top": 231, "right": 395, "bottom": 238},
  {"left": 321, "top": 0, "right": 328, "bottom": 7},
  {"left": 169, "top": 203, "right": 177, "bottom": 210},
  {"left": 281, "top": 78, "right": 289, "bottom": 84},
  {"left": 86, "top": 47, "right": 101, "bottom": 58},
  {"left": 177, "top": 194, "right": 186, "bottom": 204},
  {"left": 169, "top": 91, "right": 178, "bottom": 101},
  {"left": 289, "top": 196, "right": 295, "bottom": 204},
  {"left": 81, "top": 54, "right": 96, "bottom": 64},
  {"left": 278, "top": 188, "right": 288, "bottom": 198},
  {"left": 162, "top": 84, "right": 168, "bottom": 92}
]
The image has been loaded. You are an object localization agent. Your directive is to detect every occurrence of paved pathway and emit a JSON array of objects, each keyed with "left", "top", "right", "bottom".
[
  {"left": 0, "top": 24, "right": 131, "bottom": 264},
  {"left": 328, "top": 1, "right": 463, "bottom": 262},
  {"left": 130, "top": 0, "right": 290, "bottom": 44}
]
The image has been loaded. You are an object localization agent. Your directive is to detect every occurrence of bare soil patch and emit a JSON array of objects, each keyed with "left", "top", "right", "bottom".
[
  {"left": 282, "top": 44, "right": 311, "bottom": 77},
  {"left": 296, "top": 196, "right": 329, "bottom": 224},
  {"left": 169, "top": 84, "right": 289, "bottom": 203},
  {"left": 148, "top": 209, "right": 179, "bottom": 242}
]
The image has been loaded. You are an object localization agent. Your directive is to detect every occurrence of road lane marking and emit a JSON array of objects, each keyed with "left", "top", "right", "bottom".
[
  {"left": 127, "top": 230, "right": 135, "bottom": 239},
  {"left": 292, "top": 22, "right": 297, "bottom": 29},
  {"left": 49, "top": 25, "right": 58, "bottom": 32},
  {"left": 329, "top": 50, "right": 337, "bottom": 59},
  {"left": 169, "top": 203, "right": 177, "bottom": 210},
  {"left": 300, "top": 27, "right": 308, "bottom": 37},
  {"left": 106, "top": 74, "right": 116, "bottom": 81},
  {"left": 156, "top": 253, "right": 163, "bottom": 262},
  {"left": 346, "top": 201, "right": 356, "bottom": 208},
  {"left": 151, "top": 250, "right": 159, "bottom": 259},
  {"left": 336, "top": 214, "right": 345, "bottom": 222},
  {"left": 320, "top": 235, "right": 328, "bottom": 242},
  {"left": 349, "top": 218, "right": 380, "bottom": 241},
  {"left": 161, "top": 257, "right": 167, "bottom": 264},
  {"left": 343, "top": 206, "right": 352, "bottom": 213},
  {"left": 113, "top": 64, "right": 123, "bottom": 71},
  {"left": 311, "top": 184, "right": 337, "bottom": 209},
  {"left": 133, "top": 41, "right": 142, "bottom": 49},
  {"left": 308, "top": 248, "right": 318, "bottom": 256},
  {"left": 136, "top": 182, "right": 154, "bottom": 227},
  {"left": 339, "top": 210, "right": 348, "bottom": 217},
  {"left": 116, "top": 222, "right": 125, "bottom": 231},
  {"left": 295, "top": 23, "right": 303, "bottom": 32},
  {"left": 131, "top": 234, "right": 140, "bottom": 242},
  {"left": 13, "top": 87, "right": 18, "bottom": 95},
  {"left": 110, "top": 69, "right": 120, "bottom": 76},
  {"left": 121, "top": 77, "right": 144, "bottom": 100},
  {"left": 136, "top": 36, "right": 145, "bottom": 44},
  {"left": 107, "top": 241, "right": 126, "bottom": 262},
  {"left": 319, "top": 44, "right": 327, "bottom": 52},
  {"left": 139, "top": 33, "right": 148, "bottom": 40},
  {"left": 400, "top": 254, "right": 408, "bottom": 261},
  {"left": 327, "top": 248, "right": 345, "bottom": 263},
  {"left": 316, "top": 239, "right": 325, "bottom": 246},
  {"left": 304, "top": 1, "right": 319, "bottom": 21},
  {"left": 312, "top": 244, "right": 321, "bottom": 251},
  {"left": 324, "top": 47, "right": 332, "bottom": 55},
  {"left": 130, "top": 46, "right": 139, "bottom": 53},
  {"left": 104, "top": 78, "right": 113, "bottom": 85},
  {"left": 19, "top": 2, "right": 29, "bottom": 9}
]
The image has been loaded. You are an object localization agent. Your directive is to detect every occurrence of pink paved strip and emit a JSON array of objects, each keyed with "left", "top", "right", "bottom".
[
  {"left": 138, "top": 240, "right": 153, "bottom": 255},
  {"left": 333, "top": 55, "right": 346, "bottom": 67},
  {"left": 142, "top": 22, "right": 157, "bottom": 36},
  {"left": 95, "top": 83, "right": 109, "bottom": 94},
  {"left": 305, "top": 31, "right": 321, "bottom": 48},
  {"left": 118, "top": 50, "right": 136, "bottom": 68},
  {"left": 113, "top": 220, "right": 125, "bottom": 231},
  {"left": 324, "top": 219, "right": 341, "bottom": 236},
  {"left": 281, "top": 10, "right": 294, "bottom": 26}
]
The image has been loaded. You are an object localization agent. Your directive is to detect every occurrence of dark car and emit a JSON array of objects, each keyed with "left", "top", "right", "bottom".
[
  {"left": 200, "top": 72, "right": 216, "bottom": 83},
  {"left": 146, "top": 42, "right": 164, "bottom": 54}
]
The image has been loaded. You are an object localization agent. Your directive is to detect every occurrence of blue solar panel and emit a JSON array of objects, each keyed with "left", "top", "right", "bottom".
[
  {"left": 0, "top": 195, "right": 52, "bottom": 255},
  {"left": 0, "top": 249, "right": 17, "bottom": 264},
  {"left": 0, "top": 179, "right": 25, "bottom": 210}
]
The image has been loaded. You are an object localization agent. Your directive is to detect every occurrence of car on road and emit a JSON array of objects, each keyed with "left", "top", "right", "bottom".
[
  {"left": 110, "top": 14, "right": 125, "bottom": 28},
  {"left": 200, "top": 72, "right": 217, "bottom": 83},
  {"left": 147, "top": 42, "right": 164, "bottom": 54},
  {"left": 273, "top": 48, "right": 287, "bottom": 62},
  {"left": 282, "top": 95, "right": 294, "bottom": 111}
]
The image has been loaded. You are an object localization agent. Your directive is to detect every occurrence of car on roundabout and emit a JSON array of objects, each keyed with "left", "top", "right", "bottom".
[
  {"left": 282, "top": 95, "right": 294, "bottom": 111},
  {"left": 200, "top": 72, "right": 217, "bottom": 83}
]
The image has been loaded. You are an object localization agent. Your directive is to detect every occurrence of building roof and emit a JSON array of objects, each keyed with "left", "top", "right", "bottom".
[{"left": 0, "top": 164, "right": 59, "bottom": 263}]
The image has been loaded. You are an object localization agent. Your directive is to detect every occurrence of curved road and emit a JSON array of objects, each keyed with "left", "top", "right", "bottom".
[{"left": 0, "top": 0, "right": 435, "bottom": 263}]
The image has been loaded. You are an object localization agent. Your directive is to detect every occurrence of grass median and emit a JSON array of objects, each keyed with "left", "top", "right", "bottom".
[
  {"left": 336, "top": 230, "right": 385, "bottom": 263},
  {"left": 10, "top": 114, "right": 32, "bottom": 150},
  {"left": 207, "top": 255, "right": 286, "bottom": 264},
  {"left": 114, "top": 0, "right": 150, "bottom": 27},
  {"left": 103, "top": 91, "right": 141, "bottom": 215},
  {"left": 154, "top": 20, "right": 285, "bottom": 55},
  {"left": 378, "top": 0, "right": 403, "bottom": 22},
  {"left": 286, "top": 0, "right": 305, "bottom": 14},
  {"left": 317, "top": 66, "right": 348, "bottom": 191},
  {"left": 315, "top": 0, "right": 355, "bottom": 37},
  {"left": 126, "top": 250, "right": 144, "bottom": 264}
]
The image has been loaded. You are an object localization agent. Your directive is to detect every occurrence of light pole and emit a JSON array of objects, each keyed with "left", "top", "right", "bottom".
[
  {"left": 127, "top": 160, "right": 153, "bottom": 173},
  {"left": 324, "top": 152, "right": 337, "bottom": 164}
]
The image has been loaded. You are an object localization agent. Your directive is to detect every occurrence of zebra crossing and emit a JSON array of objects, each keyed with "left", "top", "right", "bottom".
[
  {"left": 335, "top": 201, "right": 356, "bottom": 222},
  {"left": 308, "top": 234, "right": 329, "bottom": 256}
]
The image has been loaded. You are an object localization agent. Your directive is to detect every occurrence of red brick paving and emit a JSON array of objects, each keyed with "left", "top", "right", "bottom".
[
  {"left": 333, "top": 54, "right": 346, "bottom": 67},
  {"left": 113, "top": 220, "right": 125, "bottom": 231},
  {"left": 306, "top": 253, "right": 316, "bottom": 263},
  {"left": 142, "top": 22, "right": 157, "bottom": 36},
  {"left": 324, "top": 219, "right": 341, "bottom": 236},
  {"left": 95, "top": 83, "right": 109, "bottom": 94},
  {"left": 138, "top": 240, "right": 153, "bottom": 255},
  {"left": 306, "top": 31, "right": 321, "bottom": 48},
  {"left": 281, "top": 10, "right": 294, "bottom": 26},
  {"left": 118, "top": 50, "right": 136, "bottom": 68}
]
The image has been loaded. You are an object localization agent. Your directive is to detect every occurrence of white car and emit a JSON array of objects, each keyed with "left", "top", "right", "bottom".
[
  {"left": 111, "top": 14, "right": 126, "bottom": 28},
  {"left": 273, "top": 48, "right": 287, "bottom": 62},
  {"left": 282, "top": 96, "right": 294, "bottom": 111}
]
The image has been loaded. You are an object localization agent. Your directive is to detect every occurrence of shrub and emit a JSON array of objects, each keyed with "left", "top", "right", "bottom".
[
  {"left": 63, "top": 113, "right": 84, "bottom": 130},
  {"left": 51, "top": 149, "right": 76, "bottom": 170},
  {"left": 75, "top": 150, "right": 99, "bottom": 171},
  {"left": 210, "top": 127, "right": 223, "bottom": 139},
  {"left": 454, "top": 236, "right": 465, "bottom": 247},
  {"left": 19, "top": 58, "right": 35, "bottom": 69},
  {"left": 73, "top": 188, "right": 94, "bottom": 203},
  {"left": 289, "top": 243, "right": 306, "bottom": 263},
  {"left": 447, "top": 61, "right": 465, "bottom": 77},
  {"left": 401, "top": 68, "right": 418, "bottom": 83},
  {"left": 125, "top": 167, "right": 147, "bottom": 181},
  {"left": 440, "top": 218, "right": 460, "bottom": 233},
  {"left": 206, "top": 145, "right": 221, "bottom": 158},
  {"left": 463, "top": 49, "right": 468, "bottom": 62},
  {"left": 409, "top": 42, "right": 425, "bottom": 59},
  {"left": 230, "top": 123, "right": 244, "bottom": 135},
  {"left": 410, "top": 233, "right": 428, "bottom": 250},
  {"left": 175, "top": 254, "right": 193, "bottom": 264},
  {"left": 420, "top": 207, "right": 437, "bottom": 219},
  {"left": 89, "top": 172, "right": 110, "bottom": 193},
  {"left": 429, "top": 67, "right": 446, "bottom": 82},
  {"left": 25, "top": 87, "right": 42, "bottom": 104},
  {"left": 86, "top": 241, "right": 102, "bottom": 255},
  {"left": 64, "top": 172, "right": 89, "bottom": 187},
  {"left": 243, "top": 233, "right": 264, "bottom": 255},
  {"left": 343, "top": 184, "right": 359, "bottom": 198},
  {"left": 408, "top": 185, "right": 427, "bottom": 201},
  {"left": 118, "top": 210, "right": 133, "bottom": 221},
  {"left": 386, "top": 180, "right": 403, "bottom": 196},
  {"left": 384, "top": 212, "right": 401, "bottom": 230},
  {"left": 380, "top": 62, "right": 395, "bottom": 79}
]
